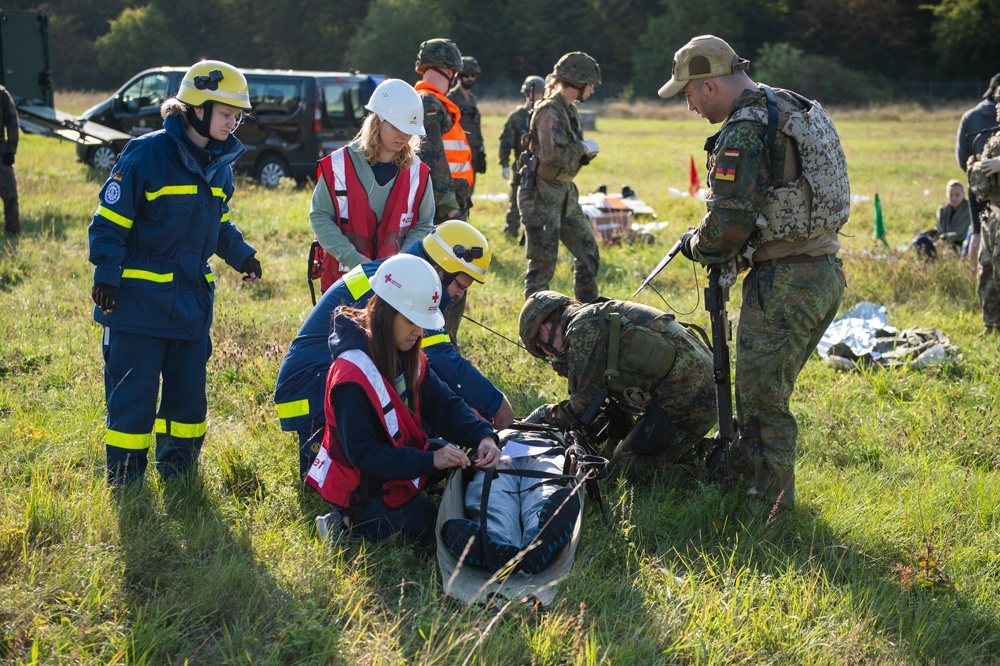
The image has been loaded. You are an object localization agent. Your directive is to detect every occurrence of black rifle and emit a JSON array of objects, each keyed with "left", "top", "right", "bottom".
[
  {"left": 518, "top": 151, "right": 539, "bottom": 190},
  {"left": 703, "top": 267, "right": 736, "bottom": 490}
]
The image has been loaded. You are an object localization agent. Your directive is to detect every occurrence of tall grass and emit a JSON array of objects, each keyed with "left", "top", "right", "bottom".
[{"left": 1, "top": 101, "right": 998, "bottom": 664}]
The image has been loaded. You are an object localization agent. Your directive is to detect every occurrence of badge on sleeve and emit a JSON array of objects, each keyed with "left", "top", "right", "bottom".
[
  {"left": 714, "top": 162, "right": 737, "bottom": 182},
  {"left": 104, "top": 181, "right": 122, "bottom": 205}
]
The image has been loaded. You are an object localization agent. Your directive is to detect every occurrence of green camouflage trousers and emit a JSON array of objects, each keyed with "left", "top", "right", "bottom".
[
  {"left": 0, "top": 164, "right": 18, "bottom": 233},
  {"left": 734, "top": 256, "right": 846, "bottom": 495},
  {"left": 505, "top": 178, "right": 521, "bottom": 235},
  {"left": 517, "top": 179, "right": 600, "bottom": 302},
  {"left": 977, "top": 207, "right": 1000, "bottom": 328}
]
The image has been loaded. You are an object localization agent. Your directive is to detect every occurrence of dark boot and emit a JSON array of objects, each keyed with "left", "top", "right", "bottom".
[{"left": 747, "top": 463, "right": 795, "bottom": 510}]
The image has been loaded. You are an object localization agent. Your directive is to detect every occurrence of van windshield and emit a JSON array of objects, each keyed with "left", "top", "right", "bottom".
[
  {"left": 322, "top": 82, "right": 364, "bottom": 122},
  {"left": 248, "top": 79, "right": 303, "bottom": 116}
]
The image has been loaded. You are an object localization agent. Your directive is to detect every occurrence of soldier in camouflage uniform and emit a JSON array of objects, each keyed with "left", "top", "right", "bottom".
[
  {"left": 518, "top": 53, "right": 602, "bottom": 302},
  {"left": 499, "top": 75, "right": 545, "bottom": 239},
  {"left": 448, "top": 56, "right": 487, "bottom": 183},
  {"left": 0, "top": 85, "right": 19, "bottom": 236},
  {"left": 414, "top": 39, "right": 474, "bottom": 224},
  {"left": 660, "top": 35, "right": 848, "bottom": 509},
  {"left": 972, "top": 90, "right": 1000, "bottom": 334},
  {"left": 518, "top": 291, "right": 717, "bottom": 470},
  {"left": 414, "top": 39, "right": 476, "bottom": 341}
]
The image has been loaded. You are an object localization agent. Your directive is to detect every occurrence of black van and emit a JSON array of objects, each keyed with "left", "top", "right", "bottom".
[{"left": 76, "top": 67, "right": 384, "bottom": 186}]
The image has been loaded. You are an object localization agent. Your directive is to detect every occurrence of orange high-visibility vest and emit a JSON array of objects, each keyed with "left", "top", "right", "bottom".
[{"left": 414, "top": 82, "right": 474, "bottom": 186}]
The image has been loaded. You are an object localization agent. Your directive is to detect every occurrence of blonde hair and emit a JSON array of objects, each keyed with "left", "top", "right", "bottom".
[
  {"left": 351, "top": 113, "right": 419, "bottom": 170},
  {"left": 946, "top": 179, "right": 964, "bottom": 191},
  {"left": 160, "top": 97, "right": 189, "bottom": 120}
]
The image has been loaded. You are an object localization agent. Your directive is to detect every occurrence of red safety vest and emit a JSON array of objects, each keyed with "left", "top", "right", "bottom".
[
  {"left": 414, "top": 82, "right": 475, "bottom": 186},
  {"left": 305, "top": 348, "right": 431, "bottom": 508},
  {"left": 316, "top": 147, "right": 430, "bottom": 291}
]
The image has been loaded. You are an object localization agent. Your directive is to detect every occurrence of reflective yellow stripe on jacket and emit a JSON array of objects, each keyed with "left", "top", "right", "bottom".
[
  {"left": 421, "top": 333, "right": 451, "bottom": 348},
  {"left": 276, "top": 399, "right": 310, "bottom": 419},
  {"left": 122, "top": 269, "right": 173, "bottom": 283},
  {"left": 344, "top": 265, "right": 373, "bottom": 300}
]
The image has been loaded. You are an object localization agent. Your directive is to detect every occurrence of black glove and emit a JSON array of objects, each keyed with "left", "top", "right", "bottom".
[
  {"left": 679, "top": 231, "right": 697, "bottom": 261},
  {"left": 240, "top": 254, "right": 262, "bottom": 280},
  {"left": 2, "top": 152, "right": 13, "bottom": 167},
  {"left": 523, "top": 404, "right": 548, "bottom": 424},
  {"left": 91, "top": 283, "right": 118, "bottom": 312}
]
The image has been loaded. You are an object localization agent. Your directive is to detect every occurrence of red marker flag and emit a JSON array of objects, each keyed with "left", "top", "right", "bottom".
[{"left": 688, "top": 155, "right": 701, "bottom": 196}]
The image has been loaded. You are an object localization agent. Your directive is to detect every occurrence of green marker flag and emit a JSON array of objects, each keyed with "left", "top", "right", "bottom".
[{"left": 873, "top": 192, "right": 888, "bottom": 248}]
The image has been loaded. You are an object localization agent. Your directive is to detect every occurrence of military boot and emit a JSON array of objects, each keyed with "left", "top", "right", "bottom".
[{"left": 747, "top": 463, "right": 795, "bottom": 510}]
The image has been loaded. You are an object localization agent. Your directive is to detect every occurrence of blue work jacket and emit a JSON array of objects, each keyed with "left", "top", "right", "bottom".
[{"left": 88, "top": 114, "right": 256, "bottom": 339}]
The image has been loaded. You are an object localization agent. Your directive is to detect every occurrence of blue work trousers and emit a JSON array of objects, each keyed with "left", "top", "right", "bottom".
[{"left": 102, "top": 329, "right": 211, "bottom": 485}]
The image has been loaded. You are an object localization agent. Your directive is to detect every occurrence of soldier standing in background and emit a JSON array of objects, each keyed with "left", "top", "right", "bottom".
[
  {"left": 971, "top": 89, "right": 1000, "bottom": 335},
  {"left": 0, "top": 85, "right": 19, "bottom": 236},
  {"left": 518, "top": 53, "right": 602, "bottom": 302},
  {"left": 957, "top": 73, "right": 1000, "bottom": 264},
  {"left": 414, "top": 38, "right": 474, "bottom": 224},
  {"left": 414, "top": 38, "right": 476, "bottom": 341},
  {"left": 448, "top": 56, "right": 487, "bottom": 185},
  {"left": 499, "top": 75, "right": 544, "bottom": 240},
  {"left": 660, "top": 35, "right": 848, "bottom": 510}
]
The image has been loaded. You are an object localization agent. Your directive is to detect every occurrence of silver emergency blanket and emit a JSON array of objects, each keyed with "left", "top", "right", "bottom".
[{"left": 817, "top": 301, "right": 961, "bottom": 369}]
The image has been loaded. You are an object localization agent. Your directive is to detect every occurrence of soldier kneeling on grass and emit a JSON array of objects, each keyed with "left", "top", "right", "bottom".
[{"left": 518, "top": 291, "right": 718, "bottom": 475}]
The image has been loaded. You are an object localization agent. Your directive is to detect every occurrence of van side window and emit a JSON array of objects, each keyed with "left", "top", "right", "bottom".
[
  {"left": 248, "top": 79, "right": 303, "bottom": 116},
  {"left": 322, "top": 83, "right": 363, "bottom": 122},
  {"left": 120, "top": 74, "right": 169, "bottom": 114}
]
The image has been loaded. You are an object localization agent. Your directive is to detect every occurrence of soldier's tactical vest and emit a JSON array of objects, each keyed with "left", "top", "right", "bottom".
[
  {"left": 568, "top": 300, "right": 684, "bottom": 400},
  {"left": 725, "top": 86, "right": 851, "bottom": 246},
  {"left": 968, "top": 131, "right": 1000, "bottom": 203}
]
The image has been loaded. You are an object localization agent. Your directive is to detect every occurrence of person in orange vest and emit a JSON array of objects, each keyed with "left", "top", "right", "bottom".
[
  {"left": 309, "top": 79, "right": 434, "bottom": 292},
  {"left": 414, "top": 38, "right": 477, "bottom": 340},
  {"left": 414, "top": 38, "right": 474, "bottom": 224}
]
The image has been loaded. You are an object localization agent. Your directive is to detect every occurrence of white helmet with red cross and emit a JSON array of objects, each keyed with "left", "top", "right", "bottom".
[{"left": 370, "top": 255, "right": 445, "bottom": 329}]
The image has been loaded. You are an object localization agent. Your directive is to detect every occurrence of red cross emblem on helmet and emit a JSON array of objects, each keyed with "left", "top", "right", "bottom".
[
  {"left": 431, "top": 291, "right": 439, "bottom": 303},
  {"left": 384, "top": 273, "right": 392, "bottom": 282}
]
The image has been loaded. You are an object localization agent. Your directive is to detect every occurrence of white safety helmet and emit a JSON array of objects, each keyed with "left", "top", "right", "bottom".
[
  {"left": 365, "top": 78, "right": 426, "bottom": 136},
  {"left": 370, "top": 255, "right": 445, "bottom": 329}
]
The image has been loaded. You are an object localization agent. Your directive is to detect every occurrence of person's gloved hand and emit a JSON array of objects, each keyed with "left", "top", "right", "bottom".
[
  {"left": 679, "top": 231, "right": 698, "bottom": 261},
  {"left": 501, "top": 166, "right": 511, "bottom": 181},
  {"left": 1, "top": 152, "right": 13, "bottom": 167},
  {"left": 523, "top": 404, "right": 548, "bottom": 424},
  {"left": 581, "top": 139, "right": 599, "bottom": 157},
  {"left": 91, "top": 283, "right": 118, "bottom": 313},
  {"left": 240, "top": 254, "right": 262, "bottom": 282}
]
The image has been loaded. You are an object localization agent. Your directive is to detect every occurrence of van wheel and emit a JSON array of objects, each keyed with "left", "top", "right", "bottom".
[
  {"left": 256, "top": 155, "right": 291, "bottom": 188},
  {"left": 90, "top": 145, "right": 118, "bottom": 171}
]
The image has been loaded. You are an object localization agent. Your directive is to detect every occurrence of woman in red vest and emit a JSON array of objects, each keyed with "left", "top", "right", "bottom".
[
  {"left": 311, "top": 79, "right": 435, "bottom": 291},
  {"left": 307, "top": 254, "right": 500, "bottom": 544}
]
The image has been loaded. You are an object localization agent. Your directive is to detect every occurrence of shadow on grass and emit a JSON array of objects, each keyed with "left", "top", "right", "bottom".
[
  {"left": 633, "top": 482, "right": 1000, "bottom": 662},
  {"left": 115, "top": 470, "right": 350, "bottom": 662}
]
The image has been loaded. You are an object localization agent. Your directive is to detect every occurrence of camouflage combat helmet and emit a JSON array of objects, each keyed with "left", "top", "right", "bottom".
[
  {"left": 521, "top": 75, "right": 545, "bottom": 96},
  {"left": 460, "top": 56, "right": 481, "bottom": 76},
  {"left": 551, "top": 52, "right": 601, "bottom": 87},
  {"left": 415, "top": 38, "right": 463, "bottom": 73},
  {"left": 519, "top": 291, "right": 574, "bottom": 359}
]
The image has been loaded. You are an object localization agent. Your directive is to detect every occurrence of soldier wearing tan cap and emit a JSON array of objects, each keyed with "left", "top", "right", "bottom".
[{"left": 659, "top": 35, "right": 850, "bottom": 511}]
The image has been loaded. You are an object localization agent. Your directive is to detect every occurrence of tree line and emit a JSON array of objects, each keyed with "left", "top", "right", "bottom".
[{"left": 9, "top": 0, "right": 1000, "bottom": 103}]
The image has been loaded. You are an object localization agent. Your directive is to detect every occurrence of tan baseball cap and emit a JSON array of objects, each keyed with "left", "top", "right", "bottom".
[{"left": 657, "top": 35, "right": 749, "bottom": 99}]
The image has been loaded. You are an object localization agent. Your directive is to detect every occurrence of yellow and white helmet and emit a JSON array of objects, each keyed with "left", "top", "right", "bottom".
[
  {"left": 421, "top": 220, "right": 492, "bottom": 284},
  {"left": 177, "top": 60, "right": 252, "bottom": 111}
]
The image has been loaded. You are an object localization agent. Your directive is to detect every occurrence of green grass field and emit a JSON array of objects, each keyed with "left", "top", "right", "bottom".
[{"left": 1, "top": 95, "right": 999, "bottom": 664}]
